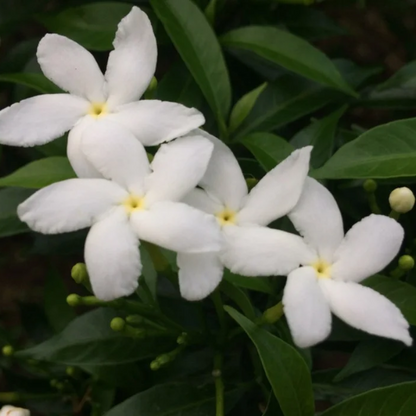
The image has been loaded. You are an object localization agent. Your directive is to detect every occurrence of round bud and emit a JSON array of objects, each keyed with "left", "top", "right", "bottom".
[
  {"left": 389, "top": 187, "right": 415, "bottom": 213},
  {"left": 150, "top": 360, "right": 160, "bottom": 371},
  {"left": 399, "top": 255, "right": 415, "bottom": 271},
  {"left": 110, "top": 317, "right": 125, "bottom": 332},
  {"left": 66, "top": 294, "right": 81, "bottom": 307},
  {"left": 363, "top": 179, "right": 377, "bottom": 193},
  {"left": 71, "top": 263, "right": 88, "bottom": 284},
  {"left": 66, "top": 366, "right": 76, "bottom": 377},
  {"left": 2, "top": 345, "right": 14, "bottom": 356}
]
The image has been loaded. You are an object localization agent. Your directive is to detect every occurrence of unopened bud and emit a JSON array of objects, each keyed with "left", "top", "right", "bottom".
[
  {"left": 246, "top": 178, "right": 258, "bottom": 190},
  {"left": 363, "top": 179, "right": 377, "bottom": 193},
  {"left": 399, "top": 255, "right": 415, "bottom": 271},
  {"left": 110, "top": 317, "right": 125, "bottom": 332},
  {"left": 2, "top": 345, "right": 14, "bottom": 356},
  {"left": 71, "top": 263, "right": 88, "bottom": 284},
  {"left": 126, "top": 315, "right": 144, "bottom": 325},
  {"left": 65, "top": 366, "right": 78, "bottom": 378},
  {"left": 262, "top": 302, "right": 284, "bottom": 324},
  {"left": 389, "top": 187, "right": 415, "bottom": 213},
  {"left": 66, "top": 294, "right": 81, "bottom": 307},
  {"left": 150, "top": 360, "right": 160, "bottom": 371},
  {"left": 176, "top": 333, "right": 187, "bottom": 345}
]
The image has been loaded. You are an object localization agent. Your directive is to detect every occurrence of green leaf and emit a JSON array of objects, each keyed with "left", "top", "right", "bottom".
[
  {"left": 0, "top": 157, "right": 76, "bottom": 188},
  {"left": 221, "top": 26, "right": 356, "bottom": 96},
  {"left": 314, "top": 118, "right": 416, "bottom": 179},
  {"left": 0, "top": 73, "right": 61, "bottom": 94},
  {"left": 37, "top": 2, "right": 134, "bottom": 51},
  {"left": 105, "top": 382, "right": 242, "bottom": 416},
  {"left": 334, "top": 339, "right": 404, "bottom": 382},
  {"left": 319, "top": 381, "right": 416, "bottom": 416},
  {"left": 362, "top": 275, "right": 416, "bottom": 326},
  {"left": 220, "top": 281, "right": 256, "bottom": 321},
  {"left": 229, "top": 83, "right": 267, "bottom": 133},
  {"left": 151, "top": 0, "right": 231, "bottom": 134},
  {"left": 377, "top": 60, "right": 416, "bottom": 91},
  {"left": 224, "top": 270, "right": 274, "bottom": 295},
  {"left": 16, "top": 308, "right": 175, "bottom": 366},
  {"left": 44, "top": 269, "right": 76, "bottom": 333},
  {"left": 291, "top": 105, "right": 347, "bottom": 168},
  {"left": 225, "top": 306, "right": 314, "bottom": 416},
  {"left": 233, "top": 74, "right": 341, "bottom": 140},
  {"left": 0, "top": 188, "right": 33, "bottom": 237},
  {"left": 139, "top": 245, "right": 158, "bottom": 300},
  {"left": 242, "top": 132, "right": 294, "bottom": 172}
]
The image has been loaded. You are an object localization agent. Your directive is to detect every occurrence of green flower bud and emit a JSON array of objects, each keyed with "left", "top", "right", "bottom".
[
  {"left": 65, "top": 366, "right": 77, "bottom": 377},
  {"left": 389, "top": 187, "right": 415, "bottom": 213},
  {"left": 246, "top": 178, "right": 258, "bottom": 190},
  {"left": 176, "top": 332, "right": 188, "bottom": 345},
  {"left": 2, "top": 345, "right": 14, "bottom": 356},
  {"left": 150, "top": 360, "right": 160, "bottom": 371},
  {"left": 157, "top": 354, "right": 170, "bottom": 365},
  {"left": 66, "top": 294, "right": 81, "bottom": 307},
  {"left": 399, "top": 255, "right": 415, "bottom": 271},
  {"left": 126, "top": 315, "right": 144, "bottom": 325},
  {"left": 262, "top": 302, "right": 284, "bottom": 324},
  {"left": 71, "top": 263, "right": 88, "bottom": 284},
  {"left": 110, "top": 317, "right": 125, "bottom": 332},
  {"left": 363, "top": 179, "right": 377, "bottom": 193}
]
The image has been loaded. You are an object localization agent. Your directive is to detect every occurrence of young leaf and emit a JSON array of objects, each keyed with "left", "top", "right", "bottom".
[
  {"left": 151, "top": 0, "right": 231, "bottom": 135},
  {"left": 0, "top": 157, "right": 75, "bottom": 188},
  {"left": 242, "top": 132, "right": 294, "bottom": 172},
  {"left": 221, "top": 26, "right": 356, "bottom": 96},
  {"left": 224, "top": 270, "right": 275, "bottom": 295},
  {"left": 319, "top": 381, "right": 416, "bottom": 416},
  {"left": 225, "top": 306, "right": 314, "bottom": 416},
  {"left": 314, "top": 118, "right": 416, "bottom": 179}
]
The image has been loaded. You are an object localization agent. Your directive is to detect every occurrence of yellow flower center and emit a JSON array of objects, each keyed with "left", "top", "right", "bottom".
[
  {"left": 216, "top": 208, "right": 237, "bottom": 226},
  {"left": 123, "top": 195, "right": 146, "bottom": 213},
  {"left": 312, "top": 259, "right": 332, "bottom": 279},
  {"left": 88, "top": 102, "right": 108, "bottom": 118}
]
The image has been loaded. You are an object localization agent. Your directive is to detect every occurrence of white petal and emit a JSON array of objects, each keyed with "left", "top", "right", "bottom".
[
  {"left": 177, "top": 252, "right": 223, "bottom": 301},
  {"left": 0, "top": 94, "right": 88, "bottom": 146},
  {"left": 283, "top": 267, "right": 332, "bottom": 348},
  {"left": 18, "top": 179, "right": 127, "bottom": 234},
  {"left": 321, "top": 279, "right": 412, "bottom": 346},
  {"left": 67, "top": 118, "right": 103, "bottom": 178},
  {"left": 332, "top": 215, "right": 404, "bottom": 283},
  {"left": 221, "top": 225, "right": 315, "bottom": 276},
  {"left": 239, "top": 147, "right": 312, "bottom": 226},
  {"left": 289, "top": 177, "right": 344, "bottom": 263},
  {"left": 81, "top": 119, "right": 150, "bottom": 193},
  {"left": 145, "top": 136, "right": 214, "bottom": 204},
  {"left": 37, "top": 34, "right": 106, "bottom": 102},
  {"left": 131, "top": 201, "right": 222, "bottom": 253},
  {"left": 105, "top": 7, "right": 157, "bottom": 107},
  {"left": 195, "top": 129, "right": 248, "bottom": 211},
  {"left": 183, "top": 189, "right": 222, "bottom": 215},
  {"left": 85, "top": 208, "right": 141, "bottom": 301},
  {"left": 107, "top": 100, "right": 204, "bottom": 146}
]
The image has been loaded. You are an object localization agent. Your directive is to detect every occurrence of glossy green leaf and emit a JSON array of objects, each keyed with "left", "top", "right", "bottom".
[
  {"left": 221, "top": 26, "right": 356, "bottom": 96},
  {"left": 220, "top": 281, "right": 256, "bottom": 320},
  {"left": 362, "top": 275, "right": 416, "bottom": 325},
  {"left": 377, "top": 60, "right": 416, "bottom": 91},
  {"left": 224, "top": 270, "right": 274, "bottom": 295},
  {"left": 314, "top": 118, "right": 416, "bottom": 179},
  {"left": 105, "top": 382, "right": 242, "bottom": 416},
  {"left": 319, "top": 381, "right": 416, "bottom": 416},
  {"left": 0, "top": 73, "right": 61, "bottom": 94},
  {"left": 151, "top": 0, "right": 231, "bottom": 134},
  {"left": 229, "top": 83, "right": 267, "bottom": 133},
  {"left": 37, "top": 2, "right": 134, "bottom": 51},
  {"left": 334, "top": 339, "right": 404, "bottom": 382},
  {"left": 16, "top": 308, "right": 174, "bottom": 366},
  {"left": 0, "top": 157, "right": 76, "bottom": 189},
  {"left": 242, "top": 132, "right": 294, "bottom": 172},
  {"left": 291, "top": 105, "right": 347, "bottom": 168},
  {"left": 0, "top": 187, "right": 33, "bottom": 237},
  {"left": 44, "top": 269, "right": 76, "bottom": 333},
  {"left": 225, "top": 306, "right": 314, "bottom": 416}
]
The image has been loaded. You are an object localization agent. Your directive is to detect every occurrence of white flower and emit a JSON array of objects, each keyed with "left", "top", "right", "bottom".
[
  {"left": 282, "top": 178, "right": 412, "bottom": 348},
  {"left": 179, "top": 130, "right": 312, "bottom": 301},
  {"left": 0, "top": 406, "right": 30, "bottom": 416},
  {"left": 0, "top": 7, "right": 204, "bottom": 178},
  {"left": 389, "top": 187, "right": 415, "bottom": 213},
  {"left": 18, "top": 123, "right": 221, "bottom": 301}
]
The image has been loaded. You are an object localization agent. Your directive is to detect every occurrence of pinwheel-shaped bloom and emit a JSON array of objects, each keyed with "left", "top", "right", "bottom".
[
  {"left": 0, "top": 7, "right": 204, "bottom": 177},
  {"left": 281, "top": 178, "right": 412, "bottom": 348},
  {"left": 0, "top": 406, "right": 30, "bottom": 416},
  {"left": 18, "top": 123, "right": 221, "bottom": 301},
  {"left": 179, "top": 130, "right": 311, "bottom": 301}
]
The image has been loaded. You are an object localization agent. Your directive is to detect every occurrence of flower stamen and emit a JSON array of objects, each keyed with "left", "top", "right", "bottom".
[
  {"left": 123, "top": 195, "right": 146, "bottom": 213},
  {"left": 216, "top": 208, "right": 237, "bottom": 226},
  {"left": 312, "top": 259, "right": 331, "bottom": 279},
  {"left": 88, "top": 102, "right": 108, "bottom": 118}
]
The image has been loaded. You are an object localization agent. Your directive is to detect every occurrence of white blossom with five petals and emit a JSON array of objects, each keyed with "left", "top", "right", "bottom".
[
  {"left": 18, "top": 123, "right": 221, "bottom": 301},
  {"left": 280, "top": 178, "right": 412, "bottom": 348},
  {"left": 0, "top": 406, "right": 30, "bottom": 416},
  {"left": 179, "top": 130, "right": 312, "bottom": 301},
  {"left": 0, "top": 7, "right": 204, "bottom": 178}
]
